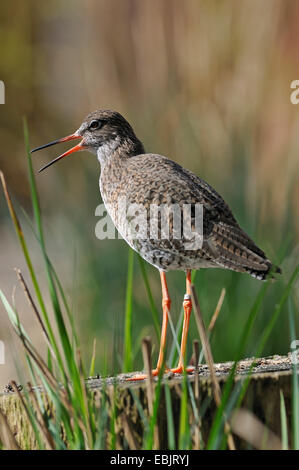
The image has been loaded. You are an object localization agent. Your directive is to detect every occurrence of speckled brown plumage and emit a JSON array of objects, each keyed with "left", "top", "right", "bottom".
[{"left": 73, "top": 110, "right": 280, "bottom": 281}]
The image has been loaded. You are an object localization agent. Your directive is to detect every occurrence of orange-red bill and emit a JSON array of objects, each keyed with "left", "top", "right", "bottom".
[{"left": 30, "top": 133, "right": 85, "bottom": 173}]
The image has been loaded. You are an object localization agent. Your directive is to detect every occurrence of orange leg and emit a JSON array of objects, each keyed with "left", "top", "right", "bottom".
[
  {"left": 127, "top": 270, "right": 170, "bottom": 381},
  {"left": 171, "top": 270, "right": 194, "bottom": 374}
]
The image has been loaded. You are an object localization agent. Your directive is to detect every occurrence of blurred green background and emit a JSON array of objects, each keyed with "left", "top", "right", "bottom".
[{"left": 0, "top": 0, "right": 298, "bottom": 388}]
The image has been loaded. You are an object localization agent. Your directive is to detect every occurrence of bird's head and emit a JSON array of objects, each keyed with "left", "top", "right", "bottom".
[{"left": 31, "top": 109, "right": 143, "bottom": 172}]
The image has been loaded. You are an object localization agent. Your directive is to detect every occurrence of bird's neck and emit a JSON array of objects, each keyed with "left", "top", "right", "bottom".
[{"left": 96, "top": 136, "right": 145, "bottom": 166}]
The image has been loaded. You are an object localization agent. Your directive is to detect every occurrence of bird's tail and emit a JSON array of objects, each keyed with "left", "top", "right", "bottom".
[
  {"left": 211, "top": 224, "right": 282, "bottom": 281},
  {"left": 246, "top": 263, "right": 282, "bottom": 281}
]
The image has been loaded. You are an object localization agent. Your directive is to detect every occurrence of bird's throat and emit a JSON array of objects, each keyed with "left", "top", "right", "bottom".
[
  {"left": 96, "top": 138, "right": 122, "bottom": 165},
  {"left": 97, "top": 136, "right": 145, "bottom": 166}
]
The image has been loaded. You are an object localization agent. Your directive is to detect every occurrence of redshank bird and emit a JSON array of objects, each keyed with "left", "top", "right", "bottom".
[{"left": 31, "top": 110, "right": 281, "bottom": 380}]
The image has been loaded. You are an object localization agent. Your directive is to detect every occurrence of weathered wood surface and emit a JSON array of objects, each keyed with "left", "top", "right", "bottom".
[{"left": 0, "top": 353, "right": 297, "bottom": 449}]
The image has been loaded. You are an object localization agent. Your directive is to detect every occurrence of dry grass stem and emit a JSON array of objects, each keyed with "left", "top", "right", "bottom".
[
  {"left": 231, "top": 408, "right": 282, "bottom": 450},
  {"left": 191, "top": 284, "right": 235, "bottom": 451}
]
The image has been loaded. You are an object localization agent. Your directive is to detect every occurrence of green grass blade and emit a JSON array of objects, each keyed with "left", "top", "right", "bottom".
[
  {"left": 178, "top": 372, "right": 190, "bottom": 449},
  {"left": 209, "top": 265, "right": 299, "bottom": 449},
  {"left": 130, "top": 389, "right": 149, "bottom": 435},
  {"left": 143, "top": 371, "right": 163, "bottom": 450},
  {"left": 237, "top": 265, "right": 299, "bottom": 410},
  {"left": 24, "top": 120, "right": 85, "bottom": 411},
  {"left": 109, "top": 385, "right": 117, "bottom": 450},
  {"left": 164, "top": 384, "right": 176, "bottom": 450},
  {"left": 20, "top": 206, "right": 78, "bottom": 347},
  {"left": 256, "top": 266, "right": 299, "bottom": 359},
  {"left": 138, "top": 255, "right": 160, "bottom": 341},
  {"left": 280, "top": 390, "right": 288, "bottom": 450},
  {"left": 207, "top": 280, "right": 271, "bottom": 448},
  {"left": 89, "top": 339, "right": 96, "bottom": 377},
  {"left": 0, "top": 171, "right": 62, "bottom": 371},
  {"left": 0, "top": 290, "right": 31, "bottom": 343},
  {"left": 123, "top": 248, "right": 134, "bottom": 372},
  {"left": 24, "top": 123, "right": 72, "bottom": 362}
]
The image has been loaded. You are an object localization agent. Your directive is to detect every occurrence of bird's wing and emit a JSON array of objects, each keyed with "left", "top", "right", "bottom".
[
  {"left": 125, "top": 154, "right": 278, "bottom": 277},
  {"left": 127, "top": 153, "right": 239, "bottom": 228}
]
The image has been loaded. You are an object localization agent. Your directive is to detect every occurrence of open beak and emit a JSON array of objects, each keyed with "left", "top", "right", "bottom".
[{"left": 30, "top": 133, "right": 84, "bottom": 173}]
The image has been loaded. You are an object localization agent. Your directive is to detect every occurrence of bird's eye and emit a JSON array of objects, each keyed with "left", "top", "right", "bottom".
[{"left": 89, "top": 119, "right": 102, "bottom": 130}]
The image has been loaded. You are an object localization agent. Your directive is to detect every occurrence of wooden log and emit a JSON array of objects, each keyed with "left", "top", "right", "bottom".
[{"left": 0, "top": 353, "right": 296, "bottom": 449}]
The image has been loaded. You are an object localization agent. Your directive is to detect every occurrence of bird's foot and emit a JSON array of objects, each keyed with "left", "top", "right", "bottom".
[
  {"left": 126, "top": 365, "right": 194, "bottom": 381},
  {"left": 170, "top": 365, "right": 195, "bottom": 375},
  {"left": 126, "top": 367, "right": 172, "bottom": 381}
]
